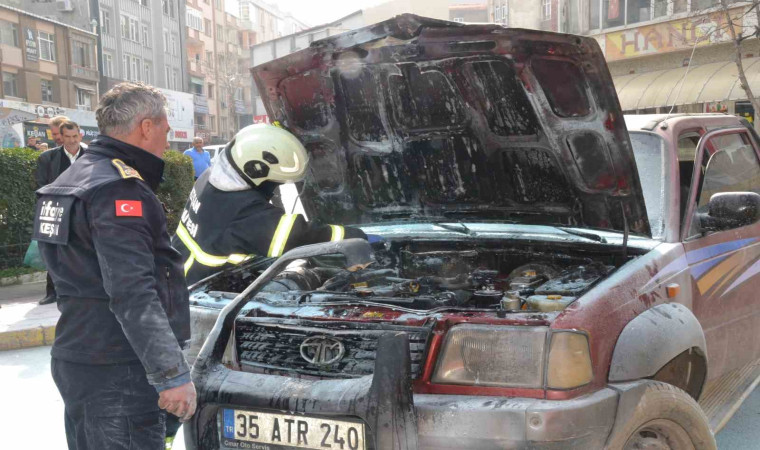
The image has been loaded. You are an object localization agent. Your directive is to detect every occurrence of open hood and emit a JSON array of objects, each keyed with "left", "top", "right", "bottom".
[{"left": 252, "top": 14, "right": 650, "bottom": 236}]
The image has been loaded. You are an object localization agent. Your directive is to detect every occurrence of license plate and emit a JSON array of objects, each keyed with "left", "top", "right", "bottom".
[{"left": 221, "top": 409, "right": 366, "bottom": 450}]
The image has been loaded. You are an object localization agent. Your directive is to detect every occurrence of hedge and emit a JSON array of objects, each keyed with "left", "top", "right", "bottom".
[
  {"left": 0, "top": 147, "right": 195, "bottom": 269},
  {"left": 0, "top": 148, "right": 38, "bottom": 269},
  {"left": 157, "top": 150, "right": 195, "bottom": 233}
]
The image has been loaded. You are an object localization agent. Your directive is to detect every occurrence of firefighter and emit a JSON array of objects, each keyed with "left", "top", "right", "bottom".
[
  {"left": 34, "top": 83, "right": 194, "bottom": 449},
  {"left": 172, "top": 123, "right": 367, "bottom": 285}
]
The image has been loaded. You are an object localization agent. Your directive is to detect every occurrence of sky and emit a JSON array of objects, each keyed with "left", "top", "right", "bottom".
[{"left": 275, "top": 0, "right": 386, "bottom": 27}]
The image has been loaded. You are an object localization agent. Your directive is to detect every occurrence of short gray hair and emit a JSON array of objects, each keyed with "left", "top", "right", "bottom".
[{"left": 96, "top": 82, "right": 167, "bottom": 136}]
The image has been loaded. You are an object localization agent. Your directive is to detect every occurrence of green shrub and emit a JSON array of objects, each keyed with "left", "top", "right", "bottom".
[
  {"left": 157, "top": 150, "right": 195, "bottom": 234},
  {"left": 0, "top": 148, "right": 38, "bottom": 268},
  {"left": 0, "top": 147, "right": 194, "bottom": 269}
]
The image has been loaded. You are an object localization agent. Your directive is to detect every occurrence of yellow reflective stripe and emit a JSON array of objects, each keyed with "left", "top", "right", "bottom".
[
  {"left": 184, "top": 255, "right": 195, "bottom": 276},
  {"left": 268, "top": 214, "right": 298, "bottom": 257},
  {"left": 329, "top": 225, "right": 345, "bottom": 242},
  {"left": 176, "top": 223, "right": 253, "bottom": 268}
]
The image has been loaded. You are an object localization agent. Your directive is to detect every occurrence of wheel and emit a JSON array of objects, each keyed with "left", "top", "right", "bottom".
[{"left": 606, "top": 381, "right": 716, "bottom": 450}]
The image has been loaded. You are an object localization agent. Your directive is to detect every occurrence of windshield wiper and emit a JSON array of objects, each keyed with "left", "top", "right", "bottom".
[
  {"left": 432, "top": 221, "right": 476, "bottom": 236},
  {"left": 556, "top": 227, "right": 607, "bottom": 244}
]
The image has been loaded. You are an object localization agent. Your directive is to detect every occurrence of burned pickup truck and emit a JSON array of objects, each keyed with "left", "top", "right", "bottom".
[{"left": 184, "top": 15, "right": 760, "bottom": 450}]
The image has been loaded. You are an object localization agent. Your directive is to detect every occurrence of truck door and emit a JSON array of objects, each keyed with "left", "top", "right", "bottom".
[{"left": 682, "top": 127, "right": 760, "bottom": 380}]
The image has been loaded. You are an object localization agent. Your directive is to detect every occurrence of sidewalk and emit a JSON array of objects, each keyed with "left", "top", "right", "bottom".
[{"left": 0, "top": 281, "right": 58, "bottom": 351}]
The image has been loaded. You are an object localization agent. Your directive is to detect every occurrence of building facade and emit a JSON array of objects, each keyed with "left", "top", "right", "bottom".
[
  {"left": 541, "top": 0, "right": 760, "bottom": 124},
  {"left": 486, "top": 0, "right": 542, "bottom": 28},
  {"left": 0, "top": 5, "right": 99, "bottom": 111}
]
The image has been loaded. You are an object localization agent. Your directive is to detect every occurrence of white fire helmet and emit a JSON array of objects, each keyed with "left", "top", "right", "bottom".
[{"left": 226, "top": 123, "right": 309, "bottom": 186}]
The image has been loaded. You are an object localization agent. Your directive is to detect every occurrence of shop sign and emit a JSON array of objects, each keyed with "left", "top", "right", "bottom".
[
  {"left": 253, "top": 115, "right": 270, "bottom": 124},
  {"left": 234, "top": 100, "right": 246, "bottom": 114},
  {"left": 601, "top": 7, "right": 745, "bottom": 61},
  {"left": 24, "top": 28, "right": 38, "bottom": 62}
]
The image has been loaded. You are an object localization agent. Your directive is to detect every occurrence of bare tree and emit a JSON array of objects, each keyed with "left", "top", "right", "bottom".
[
  {"left": 719, "top": 0, "right": 760, "bottom": 118},
  {"left": 215, "top": 52, "right": 246, "bottom": 137}
]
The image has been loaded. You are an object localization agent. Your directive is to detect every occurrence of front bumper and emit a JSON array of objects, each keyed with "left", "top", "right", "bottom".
[
  {"left": 415, "top": 389, "right": 617, "bottom": 449},
  {"left": 185, "top": 370, "right": 619, "bottom": 450}
]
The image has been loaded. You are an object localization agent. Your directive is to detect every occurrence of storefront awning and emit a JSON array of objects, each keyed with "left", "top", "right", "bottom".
[{"left": 613, "top": 57, "right": 760, "bottom": 110}]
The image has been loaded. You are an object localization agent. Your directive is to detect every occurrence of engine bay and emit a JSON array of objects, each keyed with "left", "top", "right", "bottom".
[{"left": 200, "top": 239, "right": 629, "bottom": 313}]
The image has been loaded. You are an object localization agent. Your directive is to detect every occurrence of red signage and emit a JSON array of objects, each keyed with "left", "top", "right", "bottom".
[
  {"left": 253, "top": 115, "right": 270, "bottom": 124},
  {"left": 174, "top": 130, "right": 188, "bottom": 139}
]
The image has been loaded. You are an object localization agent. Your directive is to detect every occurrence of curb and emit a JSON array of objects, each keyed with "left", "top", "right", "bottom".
[
  {"left": 0, "top": 271, "right": 47, "bottom": 287},
  {"left": 0, "top": 324, "right": 56, "bottom": 351}
]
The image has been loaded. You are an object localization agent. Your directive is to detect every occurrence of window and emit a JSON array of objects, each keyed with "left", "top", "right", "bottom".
[
  {"left": 141, "top": 25, "right": 150, "bottom": 47},
  {"left": 542, "top": 0, "right": 551, "bottom": 20},
  {"left": 191, "top": 81, "right": 203, "bottom": 95},
  {"left": 140, "top": 0, "right": 149, "bottom": 6},
  {"left": 131, "top": 56, "right": 140, "bottom": 81},
  {"left": 73, "top": 41, "right": 91, "bottom": 67},
  {"left": 2, "top": 72, "right": 17, "bottom": 97},
  {"left": 122, "top": 54, "right": 128, "bottom": 80},
  {"left": 103, "top": 53, "right": 113, "bottom": 77},
  {"left": 76, "top": 88, "right": 92, "bottom": 110},
  {"left": 687, "top": 132, "right": 760, "bottom": 237},
  {"left": 214, "top": 0, "right": 221, "bottom": 10},
  {"left": 208, "top": 114, "right": 216, "bottom": 132},
  {"left": 206, "top": 51, "right": 213, "bottom": 67},
  {"left": 653, "top": 0, "right": 667, "bottom": 18},
  {"left": 220, "top": 116, "right": 228, "bottom": 134},
  {"left": 171, "top": 35, "right": 177, "bottom": 56},
  {"left": 41, "top": 80, "right": 54, "bottom": 102},
  {"left": 204, "top": 19, "right": 211, "bottom": 36},
  {"left": 187, "top": 9, "right": 203, "bottom": 32},
  {"left": 216, "top": 25, "right": 224, "bottom": 42},
  {"left": 144, "top": 62, "right": 152, "bottom": 84},
  {"left": 208, "top": 83, "right": 214, "bottom": 99},
  {"left": 39, "top": 31, "right": 55, "bottom": 62},
  {"left": 120, "top": 15, "right": 138, "bottom": 41},
  {"left": 165, "top": 66, "right": 172, "bottom": 89},
  {"left": 163, "top": 30, "right": 169, "bottom": 53},
  {"left": 100, "top": 9, "right": 111, "bottom": 35},
  {"left": 162, "top": 0, "right": 176, "bottom": 18},
  {"left": 172, "top": 70, "right": 178, "bottom": 90},
  {"left": 0, "top": 21, "right": 18, "bottom": 47},
  {"left": 627, "top": 0, "right": 651, "bottom": 24}
]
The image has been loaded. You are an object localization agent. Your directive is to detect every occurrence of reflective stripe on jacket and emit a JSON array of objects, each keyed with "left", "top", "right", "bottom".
[{"left": 171, "top": 171, "right": 365, "bottom": 285}]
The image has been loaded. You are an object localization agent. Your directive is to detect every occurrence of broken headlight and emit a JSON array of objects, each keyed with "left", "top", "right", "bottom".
[{"left": 432, "top": 325, "right": 547, "bottom": 388}]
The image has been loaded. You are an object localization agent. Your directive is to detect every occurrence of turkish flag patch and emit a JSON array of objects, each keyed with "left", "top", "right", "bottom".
[{"left": 115, "top": 200, "right": 143, "bottom": 217}]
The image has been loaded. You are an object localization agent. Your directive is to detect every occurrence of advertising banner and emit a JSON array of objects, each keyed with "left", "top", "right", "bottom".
[{"left": 158, "top": 88, "right": 195, "bottom": 143}]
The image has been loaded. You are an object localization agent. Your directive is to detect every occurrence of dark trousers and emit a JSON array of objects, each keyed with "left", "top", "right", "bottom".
[
  {"left": 52, "top": 358, "right": 165, "bottom": 450},
  {"left": 46, "top": 272, "right": 57, "bottom": 298}
]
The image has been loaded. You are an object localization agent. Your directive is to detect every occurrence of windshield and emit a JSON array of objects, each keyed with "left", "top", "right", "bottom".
[{"left": 629, "top": 131, "right": 669, "bottom": 240}]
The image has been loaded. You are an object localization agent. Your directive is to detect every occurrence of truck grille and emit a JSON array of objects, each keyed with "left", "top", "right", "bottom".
[{"left": 235, "top": 319, "right": 431, "bottom": 379}]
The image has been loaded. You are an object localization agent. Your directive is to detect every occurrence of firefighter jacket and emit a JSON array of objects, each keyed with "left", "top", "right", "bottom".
[
  {"left": 172, "top": 170, "right": 367, "bottom": 285},
  {"left": 33, "top": 135, "right": 191, "bottom": 392}
]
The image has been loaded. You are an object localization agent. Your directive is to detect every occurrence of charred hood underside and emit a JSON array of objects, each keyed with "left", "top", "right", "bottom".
[{"left": 252, "top": 14, "right": 650, "bottom": 236}]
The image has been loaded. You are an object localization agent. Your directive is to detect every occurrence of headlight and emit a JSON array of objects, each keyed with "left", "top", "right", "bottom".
[
  {"left": 546, "top": 331, "right": 593, "bottom": 389},
  {"left": 432, "top": 325, "right": 547, "bottom": 388}
]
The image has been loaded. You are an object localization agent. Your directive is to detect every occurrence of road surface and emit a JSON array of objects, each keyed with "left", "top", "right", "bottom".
[{"left": 0, "top": 345, "right": 757, "bottom": 449}]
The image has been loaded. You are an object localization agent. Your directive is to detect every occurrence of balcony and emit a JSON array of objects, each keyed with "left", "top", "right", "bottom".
[
  {"left": 189, "top": 59, "right": 206, "bottom": 77},
  {"left": 70, "top": 65, "right": 99, "bottom": 82}
]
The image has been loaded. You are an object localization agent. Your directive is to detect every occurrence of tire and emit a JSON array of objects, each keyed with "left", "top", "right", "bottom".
[{"left": 606, "top": 381, "right": 716, "bottom": 450}]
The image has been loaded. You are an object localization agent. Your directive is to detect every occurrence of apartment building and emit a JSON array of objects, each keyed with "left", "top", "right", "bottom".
[
  {"left": 0, "top": 5, "right": 99, "bottom": 111},
  {"left": 239, "top": 0, "right": 308, "bottom": 45},
  {"left": 486, "top": 0, "right": 542, "bottom": 28}
]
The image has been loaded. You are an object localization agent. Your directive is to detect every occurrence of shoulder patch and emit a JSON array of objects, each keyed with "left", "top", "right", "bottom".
[{"left": 111, "top": 159, "right": 144, "bottom": 181}]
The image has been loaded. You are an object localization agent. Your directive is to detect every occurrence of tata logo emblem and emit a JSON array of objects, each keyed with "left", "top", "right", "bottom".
[{"left": 300, "top": 336, "right": 345, "bottom": 366}]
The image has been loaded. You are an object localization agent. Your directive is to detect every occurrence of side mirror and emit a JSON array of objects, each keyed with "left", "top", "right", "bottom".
[{"left": 699, "top": 192, "right": 760, "bottom": 232}]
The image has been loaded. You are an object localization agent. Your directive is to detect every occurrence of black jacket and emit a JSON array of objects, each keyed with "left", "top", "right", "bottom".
[
  {"left": 33, "top": 135, "right": 191, "bottom": 391},
  {"left": 171, "top": 171, "right": 367, "bottom": 285},
  {"left": 35, "top": 145, "right": 85, "bottom": 189}
]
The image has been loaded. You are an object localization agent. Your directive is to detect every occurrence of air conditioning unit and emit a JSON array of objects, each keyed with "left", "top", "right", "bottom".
[{"left": 56, "top": 0, "right": 74, "bottom": 12}]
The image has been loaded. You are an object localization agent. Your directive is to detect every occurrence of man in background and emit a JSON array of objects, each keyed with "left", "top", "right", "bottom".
[
  {"left": 35, "top": 120, "right": 86, "bottom": 305},
  {"left": 183, "top": 136, "right": 210, "bottom": 179}
]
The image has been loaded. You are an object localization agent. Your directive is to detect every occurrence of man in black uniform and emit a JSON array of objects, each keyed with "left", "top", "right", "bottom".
[
  {"left": 172, "top": 123, "right": 366, "bottom": 285},
  {"left": 33, "top": 82, "right": 196, "bottom": 449}
]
